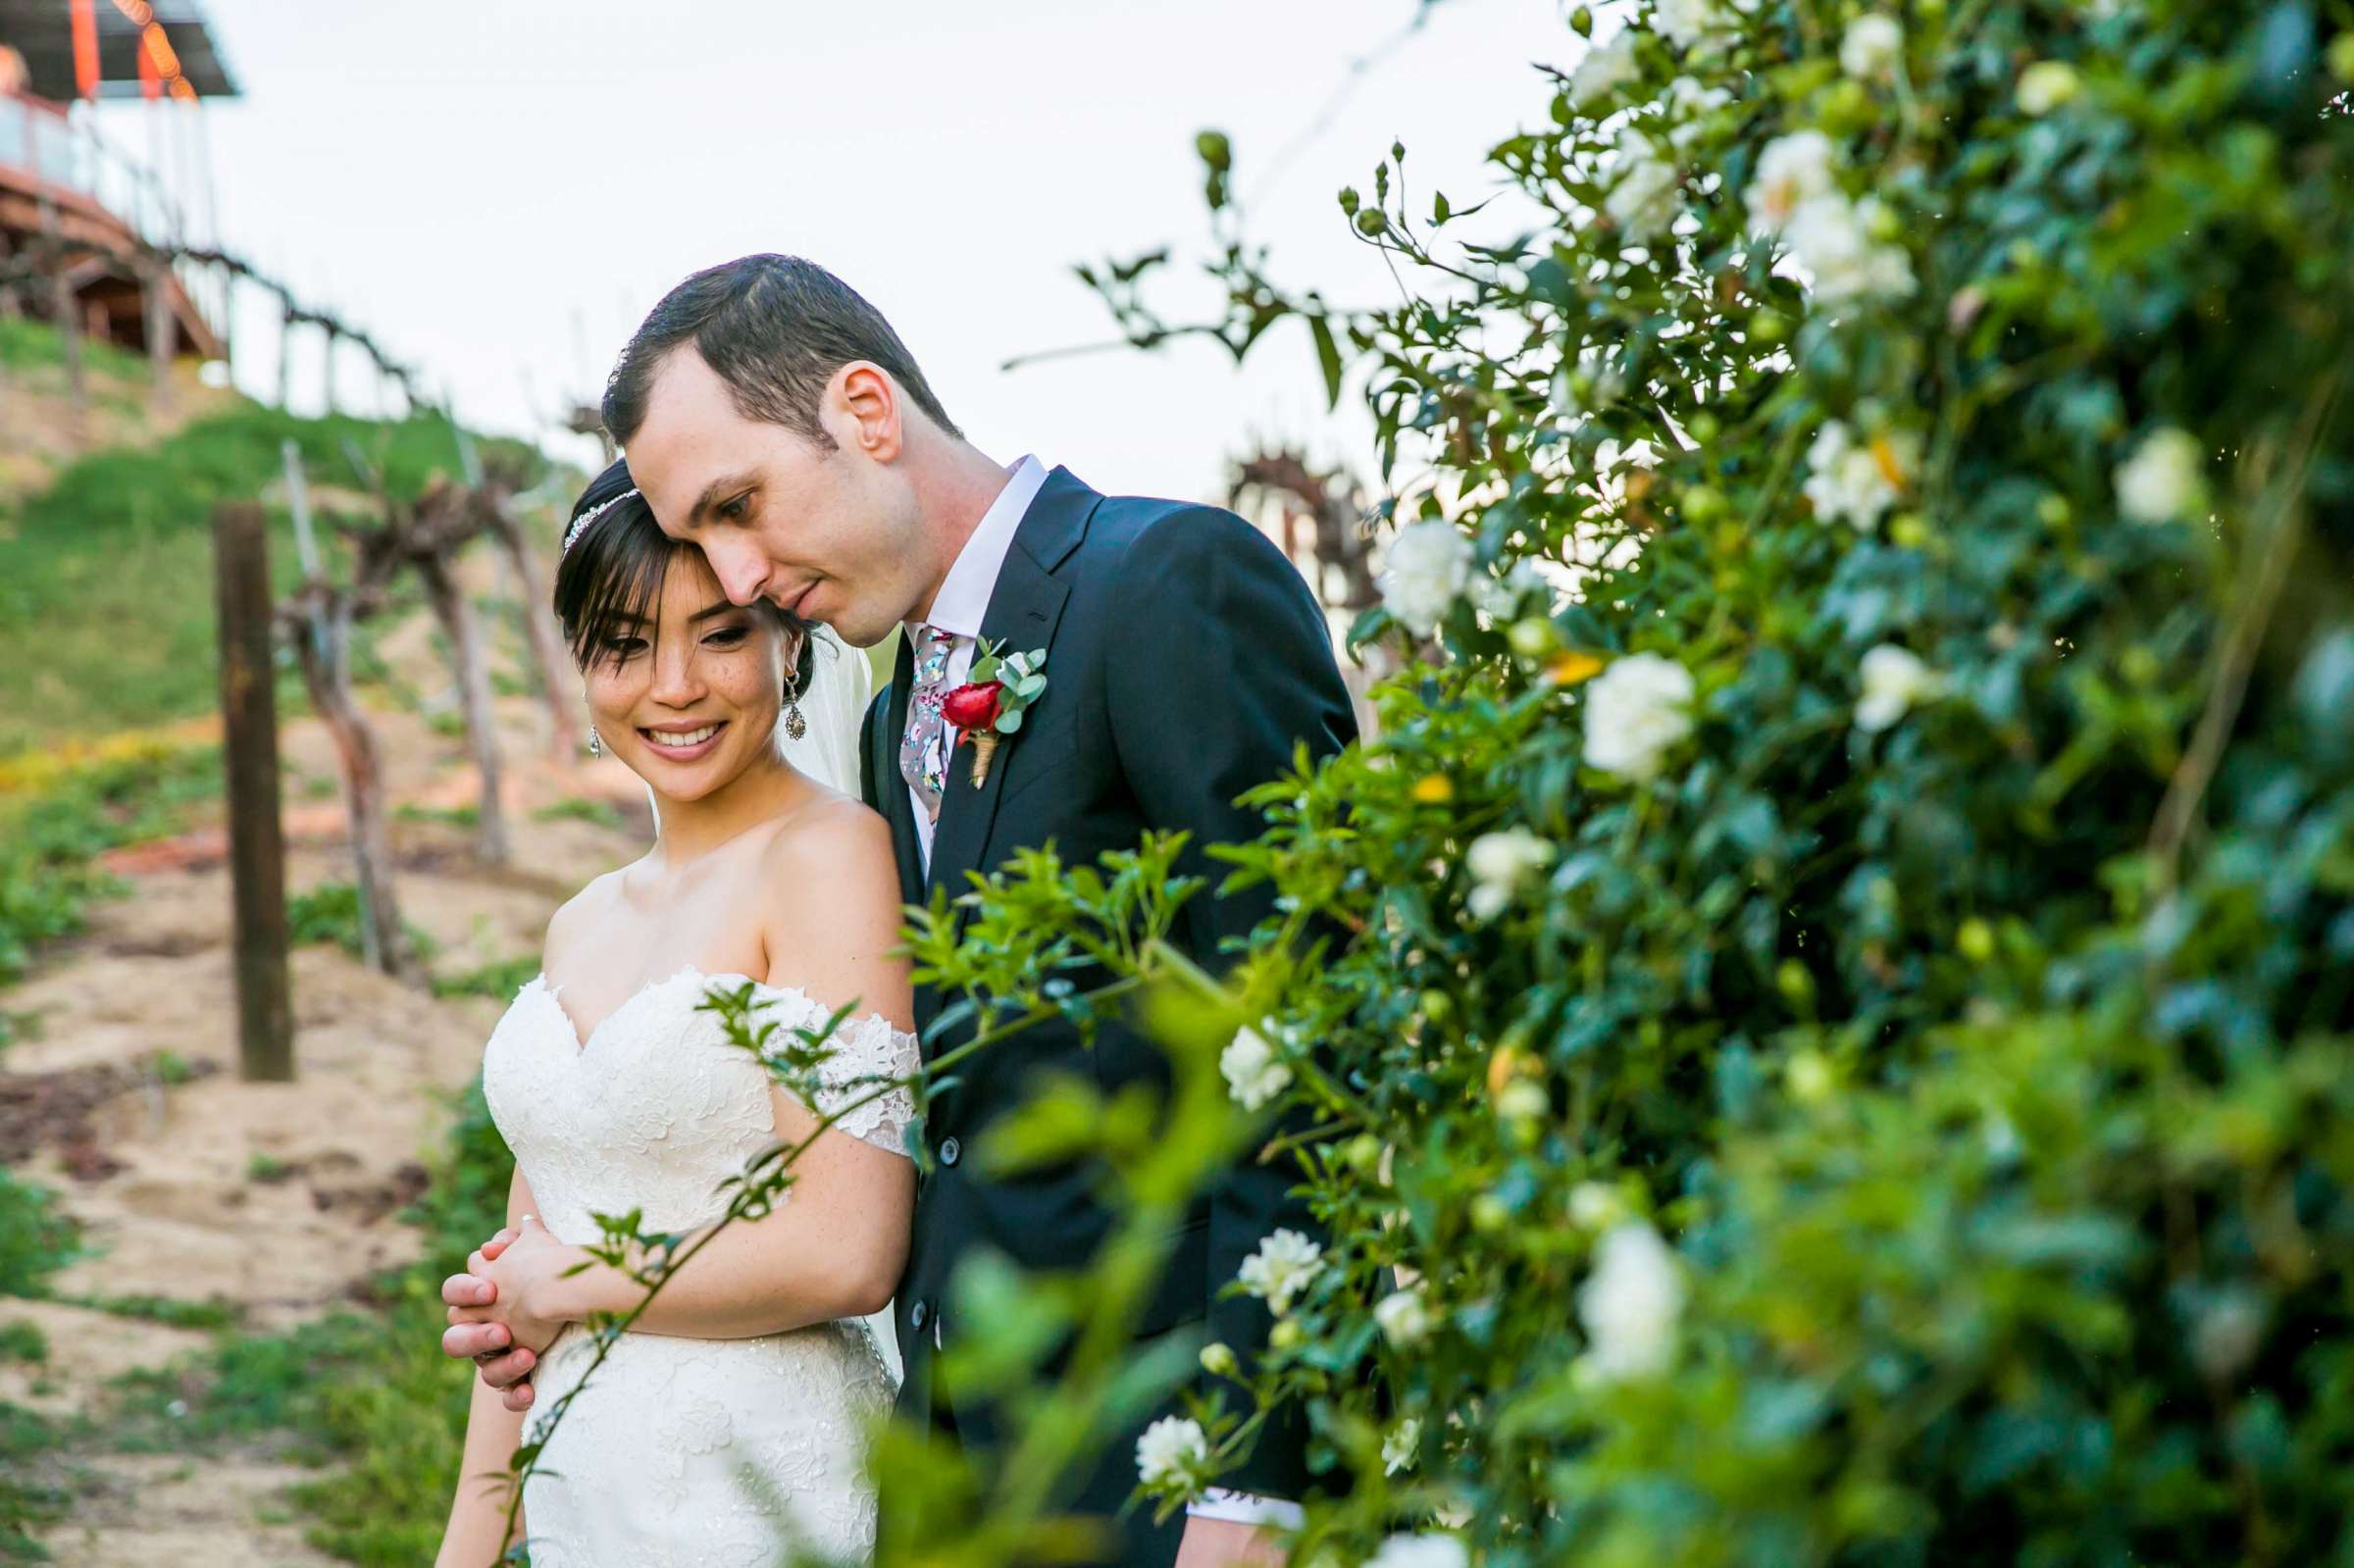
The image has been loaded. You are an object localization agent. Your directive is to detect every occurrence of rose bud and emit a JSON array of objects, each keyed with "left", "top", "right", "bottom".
[{"left": 942, "top": 681, "right": 1004, "bottom": 738}]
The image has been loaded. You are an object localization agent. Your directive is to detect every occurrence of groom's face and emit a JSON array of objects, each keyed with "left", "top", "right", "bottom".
[{"left": 626, "top": 347, "right": 928, "bottom": 649}]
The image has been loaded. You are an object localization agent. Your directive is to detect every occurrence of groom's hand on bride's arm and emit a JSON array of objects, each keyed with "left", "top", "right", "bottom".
[{"left": 440, "top": 1223, "right": 548, "bottom": 1412}]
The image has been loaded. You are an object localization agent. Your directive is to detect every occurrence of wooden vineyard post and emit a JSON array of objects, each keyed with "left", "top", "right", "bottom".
[
  {"left": 454, "top": 420, "right": 577, "bottom": 754},
  {"left": 281, "top": 582, "right": 411, "bottom": 981},
  {"left": 211, "top": 502, "right": 295, "bottom": 1082},
  {"left": 414, "top": 546, "right": 512, "bottom": 865},
  {"left": 483, "top": 495, "right": 582, "bottom": 757}
]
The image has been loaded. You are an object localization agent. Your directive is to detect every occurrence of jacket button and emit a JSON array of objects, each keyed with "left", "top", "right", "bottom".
[
  {"left": 939, "top": 1136, "right": 961, "bottom": 1167},
  {"left": 909, "top": 1299, "right": 930, "bottom": 1331}
]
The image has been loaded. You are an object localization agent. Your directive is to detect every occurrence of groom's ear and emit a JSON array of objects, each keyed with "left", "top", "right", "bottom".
[{"left": 830, "top": 362, "right": 903, "bottom": 462}]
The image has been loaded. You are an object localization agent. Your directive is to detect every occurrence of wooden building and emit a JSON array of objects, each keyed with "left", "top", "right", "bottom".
[{"left": 0, "top": 0, "right": 237, "bottom": 358}]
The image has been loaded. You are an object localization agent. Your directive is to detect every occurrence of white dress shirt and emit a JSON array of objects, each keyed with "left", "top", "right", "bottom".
[
  {"left": 902, "top": 454, "right": 1049, "bottom": 867},
  {"left": 897, "top": 453, "right": 1304, "bottom": 1534}
]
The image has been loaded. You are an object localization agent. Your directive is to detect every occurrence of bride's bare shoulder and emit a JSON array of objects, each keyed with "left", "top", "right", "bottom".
[
  {"left": 542, "top": 865, "right": 630, "bottom": 965},
  {"left": 761, "top": 791, "right": 894, "bottom": 883},
  {"left": 754, "top": 793, "right": 909, "bottom": 1010}
]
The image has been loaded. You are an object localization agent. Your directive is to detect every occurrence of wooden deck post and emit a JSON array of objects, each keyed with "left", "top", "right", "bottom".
[
  {"left": 211, "top": 501, "right": 295, "bottom": 1082},
  {"left": 143, "top": 259, "right": 177, "bottom": 410},
  {"left": 36, "top": 195, "right": 85, "bottom": 414}
]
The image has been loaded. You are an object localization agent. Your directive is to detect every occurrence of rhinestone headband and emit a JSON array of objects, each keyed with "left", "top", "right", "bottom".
[{"left": 562, "top": 486, "right": 641, "bottom": 555}]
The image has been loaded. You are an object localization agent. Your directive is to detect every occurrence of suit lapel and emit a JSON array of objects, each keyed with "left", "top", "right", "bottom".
[{"left": 923, "top": 469, "right": 1098, "bottom": 926}]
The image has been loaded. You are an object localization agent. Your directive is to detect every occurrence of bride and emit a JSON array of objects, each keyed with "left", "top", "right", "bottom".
[{"left": 434, "top": 459, "right": 918, "bottom": 1568}]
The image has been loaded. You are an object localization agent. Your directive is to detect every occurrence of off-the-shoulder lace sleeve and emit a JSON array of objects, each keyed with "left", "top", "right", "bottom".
[
  {"left": 809, "top": 1010, "right": 921, "bottom": 1156},
  {"left": 749, "top": 985, "right": 921, "bottom": 1157}
]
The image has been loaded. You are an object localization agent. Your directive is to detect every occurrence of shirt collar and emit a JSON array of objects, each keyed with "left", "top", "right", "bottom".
[{"left": 910, "top": 454, "right": 1048, "bottom": 644}]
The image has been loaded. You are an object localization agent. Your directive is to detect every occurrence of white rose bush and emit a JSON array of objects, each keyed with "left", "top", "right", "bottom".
[{"left": 880, "top": 2, "right": 2354, "bottom": 1564}]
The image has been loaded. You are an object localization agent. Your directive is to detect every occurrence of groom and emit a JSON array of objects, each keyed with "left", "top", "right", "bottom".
[{"left": 471, "top": 255, "right": 1355, "bottom": 1564}]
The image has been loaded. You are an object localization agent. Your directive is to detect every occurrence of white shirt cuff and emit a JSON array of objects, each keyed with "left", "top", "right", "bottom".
[{"left": 1187, "top": 1488, "right": 1305, "bottom": 1529}]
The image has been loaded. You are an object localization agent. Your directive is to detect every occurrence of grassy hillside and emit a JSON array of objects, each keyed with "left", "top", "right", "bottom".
[
  {"left": 0, "top": 335, "right": 553, "bottom": 757},
  {"left": 0, "top": 316, "right": 234, "bottom": 503}
]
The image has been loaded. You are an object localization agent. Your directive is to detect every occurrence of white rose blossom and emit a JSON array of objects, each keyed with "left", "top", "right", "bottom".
[
  {"left": 1496, "top": 1079, "right": 1551, "bottom": 1122},
  {"left": 2018, "top": 60, "right": 2081, "bottom": 117},
  {"left": 1653, "top": 0, "right": 1757, "bottom": 51},
  {"left": 1378, "top": 521, "right": 1475, "bottom": 636},
  {"left": 1577, "top": 1221, "right": 1686, "bottom": 1383},
  {"left": 1855, "top": 644, "right": 1948, "bottom": 733},
  {"left": 1135, "top": 1414, "right": 1210, "bottom": 1492},
  {"left": 1366, "top": 1535, "right": 1470, "bottom": 1568},
  {"left": 1839, "top": 14, "right": 1905, "bottom": 81},
  {"left": 1567, "top": 29, "right": 1639, "bottom": 109},
  {"left": 1803, "top": 422, "right": 1918, "bottom": 531},
  {"left": 1374, "top": 1285, "right": 1435, "bottom": 1347},
  {"left": 1237, "top": 1228, "right": 1324, "bottom": 1315},
  {"left": 1568, "top": 1182, "right": 1625, "bottom": 1230},
  {"left": 1382, "top": 1416, "right": 1422, "bottom": 1475},
  {"left": 1219, "top": 1024, "right": 1293, "bottom": 1112},
  {"left": 1604, "top": 130, "right": 1682, "bottom": 242},
  {"left": 1746, "top": 129, "right": 1840, "bottom": 232},
  {"left": 1464, "top": 827, "right": 1555, "bottom": 923},
  {"left": 1582, "top": 652, "right": 1697, "bottom": 782},
  {"left": 1781, "top": 193, "right": 1916, "bottom": 305},
  {"left": 2115, "top": 427, "right": 2207, "bottom": 524},
  {"left": 1665, "top": 75, "right": 1734, "bottom": 150}
]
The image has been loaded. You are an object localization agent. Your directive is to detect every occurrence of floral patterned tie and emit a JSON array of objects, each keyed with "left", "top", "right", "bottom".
[{"left": 898, "top": 624, "right": 957, "bottom": 823}]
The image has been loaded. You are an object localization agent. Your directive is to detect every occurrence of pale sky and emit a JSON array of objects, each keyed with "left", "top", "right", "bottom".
[{"left": 96, "top": 0, "right": 1567, "bottom": 502}]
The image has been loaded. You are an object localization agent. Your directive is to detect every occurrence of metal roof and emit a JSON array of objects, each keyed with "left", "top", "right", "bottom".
[{"left": 1, "top": 1, "right": 241, "bottom": 102}]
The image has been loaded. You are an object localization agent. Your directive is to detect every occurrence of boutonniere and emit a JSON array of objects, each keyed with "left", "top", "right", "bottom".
[{"left": 942, "top": 641, "right": 1047, "bottom": 788}]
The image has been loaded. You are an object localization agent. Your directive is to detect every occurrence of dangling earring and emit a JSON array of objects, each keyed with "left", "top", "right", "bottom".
[
  {"left": 587, "top": 725, "right": 603, "bottom": 758},
  {"left": 782, "top": 659, "right": 807, "bottom": 743}
]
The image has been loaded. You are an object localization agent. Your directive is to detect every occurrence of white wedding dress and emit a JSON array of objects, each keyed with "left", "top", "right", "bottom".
[{"left": 481, "top": 966, "right": 919, "bottom": 1567}]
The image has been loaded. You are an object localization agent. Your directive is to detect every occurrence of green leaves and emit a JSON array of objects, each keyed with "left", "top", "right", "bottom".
[
  {"left": 1309, "top": 314, "right": 1345, "bottom": 411},
  {"left": 908, "top": 3, "right": 2354, "bottom": 1562}
]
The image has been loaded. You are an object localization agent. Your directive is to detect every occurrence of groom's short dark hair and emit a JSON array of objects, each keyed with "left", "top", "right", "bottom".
[{"left": 602, "top": 254, "right": 962, "bottom": 448}]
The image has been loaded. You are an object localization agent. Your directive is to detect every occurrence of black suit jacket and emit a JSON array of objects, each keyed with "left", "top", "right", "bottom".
[{"left": 857, "top": 467, "right": 1356, "bottom": 1553}]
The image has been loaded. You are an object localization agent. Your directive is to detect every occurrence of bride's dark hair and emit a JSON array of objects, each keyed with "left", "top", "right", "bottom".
[{"left": 551, "top": 458, "right": 814, "bottom": 691}]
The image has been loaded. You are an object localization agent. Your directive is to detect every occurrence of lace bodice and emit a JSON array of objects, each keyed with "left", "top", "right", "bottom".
[
  {"left": 483, "top": 966, "right": 919, "bottom": 1244},
  {"left": 476, "top": 968, "right": 920, "bottom": 1566}
]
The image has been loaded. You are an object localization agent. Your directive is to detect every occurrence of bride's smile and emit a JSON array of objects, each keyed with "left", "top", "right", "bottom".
[{"left": 638, "top": 719, "right": 726, "bottom": 758}]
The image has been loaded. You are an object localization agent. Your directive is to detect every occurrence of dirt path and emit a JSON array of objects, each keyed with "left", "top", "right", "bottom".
[{"left": 1, "top": 692, "right": 652, "bottom": 1565}]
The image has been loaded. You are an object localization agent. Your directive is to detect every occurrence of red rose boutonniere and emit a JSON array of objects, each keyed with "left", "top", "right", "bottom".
[{"left": 943, "top": 641, "right": 1047, "bottom": 787}]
